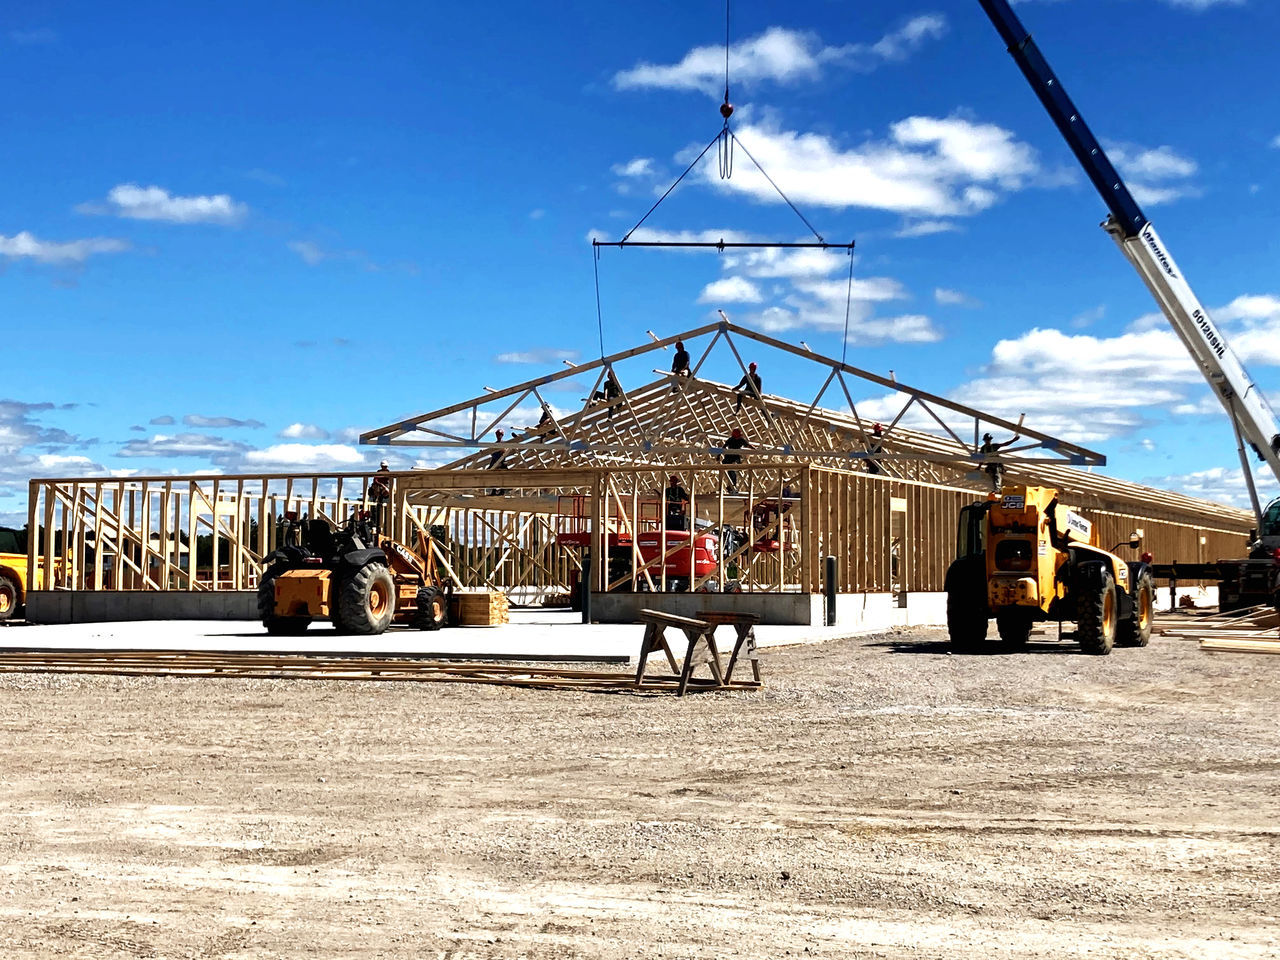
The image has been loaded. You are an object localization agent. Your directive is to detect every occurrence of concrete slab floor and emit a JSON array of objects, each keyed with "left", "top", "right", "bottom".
[{"left": 0, "top": 608, "right": 879, "bottom": 662}]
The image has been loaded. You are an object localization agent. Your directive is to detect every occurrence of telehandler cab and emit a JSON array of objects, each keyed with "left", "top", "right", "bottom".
[
  {"left": 945, "top": 485, "right": 1154, "bottom": 655},
  {"left": 259, "top": 509, "right": 451, "bottom": 636}
]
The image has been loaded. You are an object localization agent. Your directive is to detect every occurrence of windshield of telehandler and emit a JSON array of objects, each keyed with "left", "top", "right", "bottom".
[{"left": 956, "top": 504, "right": 988, "bottom": 559}]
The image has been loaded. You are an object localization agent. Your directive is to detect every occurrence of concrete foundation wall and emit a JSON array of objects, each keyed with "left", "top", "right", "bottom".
[{"left": 26, "top": 591, "right": 259, "bottom": 624}]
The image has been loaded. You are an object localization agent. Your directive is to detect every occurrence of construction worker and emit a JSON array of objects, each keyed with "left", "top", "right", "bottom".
[
  {"left": 720, "top": 427, "right": 752, "bottom": 494},
  {"left": 589, "top": 370, "right": 623, "bottom": 419},
  {"left": 734, "top": 362, "right": 761, "bottom": 412},
  {"left": 672, "top": 340, "right": 691, "bottom": 378},
  {"left": 866, "top": 422, "right": 884, "bottom": 475},
  {"left": 487, "top": 429, "right": 509, "bottom": 495},
  {"left": 664, "top": 474, "right": 689, "bottom": 531},
  {"left": 370, "top": 460, "right": 393, "bottom": 536},
  {"left": 980, "top": 430, "right": 1021, "bottom": 492}
]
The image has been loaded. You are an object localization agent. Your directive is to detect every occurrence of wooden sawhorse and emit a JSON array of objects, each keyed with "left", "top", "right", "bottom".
[
  {"left": 697, "top": 610, "right": 762, "bottom": 686},
  {"left": 635, "top": 608, "right": 763, "bottom": 695}
]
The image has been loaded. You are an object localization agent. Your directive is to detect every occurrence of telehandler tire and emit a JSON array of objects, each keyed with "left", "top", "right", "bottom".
[
  {"left": 1117, "top": 571, "right": 1154, "bottom": 647},
  {"left": 996, "top": 611, "right": 1033, "bottom": 647},
  {"left": 1077, "top": 566, "right": 1118, "bottom": 656},
  {"left": 0, "top": 572, "right": 20, "bottom": 621},
  {"left": 414, "top": 585, "right": 447, "bottom": 631},
  {"left": 947, "top": 587, "right": 988, "bottom": 653},
  {"left": 338, "top": 562, "right": 396, "bottom": 635},
  {"left": 258, "top": 571, "right": 312, "bottom": 635}
]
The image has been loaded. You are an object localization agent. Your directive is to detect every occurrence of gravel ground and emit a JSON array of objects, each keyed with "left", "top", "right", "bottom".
[{"left": 1, "top": 625, "right": 1278, "bottom": 959}]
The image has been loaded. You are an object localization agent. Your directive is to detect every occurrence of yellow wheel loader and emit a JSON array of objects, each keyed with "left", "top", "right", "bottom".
[
  {"left": 258, "top": 511, "right": 450, "bottom": 636},
  {"left": 945, "top": 485, "right": 1154, "bottom": 655}
]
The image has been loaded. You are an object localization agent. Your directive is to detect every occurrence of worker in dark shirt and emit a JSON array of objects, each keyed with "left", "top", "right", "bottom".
[
  {"left": 979, "top": 430, "right": 1020, "bottom": 492},
  {"left": 734, "top": 362, "right": 761, "bottom": 412},
  {"left": 672, "top": 340, "right": 691, "bottom": 377},
  {"left": 720, "top": 428, "right": 752, "bottom": 493},
  {"left": 487, "top": 428, "right": 509, "bottom": 495},
  {"left": 664, "top": 474, "right": 689, "bottom": 531},
  {"left": 670, "top": 340, "right": 691, "bottom": 392}
]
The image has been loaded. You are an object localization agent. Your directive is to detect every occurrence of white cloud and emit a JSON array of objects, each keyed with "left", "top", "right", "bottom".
[
  {"left": 794, "top": 276, "right": 906, "bottom": 302},
  {"left": 698, "top": 276, "right": 763, "bottom": 304},
  {"left": 288, "top": 240, "right": 327, "bottom": 265},
  {"left": 1105, "top": 142, "right": 1198, "bottom": 206},
  {"left": 1144, "top": 466, "right": 1275, "bottom": 512},
  {"left": 1161, "top": 0, "right": 1244, "bottom": 9},
  {"left": 1271, "top": 134, "right": 1280, "bottom": 149},
  {"left": 0, "top": 231, "right": 130, "bottom": 264},
  {"left": 696, "top": 117, "right": 1039, "bottom": 217},
  {"left": 612, "top": 157, "right": 655, "bottom": 177},
  {"left": 242, "top": 443, "right": 369, "bottom": 470},
  {"left": 117, "top": 433, "right": 250, "bottom": 459},
  {"left": 894, "top": 219, "right": 959, "bottom": 238},
  {"left": 935, "top": 287, "right": 980, "bottom": 307},
  {"left": 279, "top": 423, "right": 330, "bottom": 440},
  {"left": 183, "top": 414, "right": 264, "bottom": 429},
  {"left": 613, "top": 17, "right": 946, "bottom": 95},
  {"left": 495, "top": 348, "right": 581, "bottom": 364},
  {"left": 81, "top": 183, "right": 248, "bottom": 225},
  {"left": 722, "top": 246, "right": 847, "bottom": 278}
]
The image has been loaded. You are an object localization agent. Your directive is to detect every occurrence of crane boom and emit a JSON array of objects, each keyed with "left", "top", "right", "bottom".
[{"left": 977, "top": 0, "right": 1280, "bottom": 527}]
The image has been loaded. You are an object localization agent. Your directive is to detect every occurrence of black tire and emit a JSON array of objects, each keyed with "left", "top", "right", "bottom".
[
  {"left": 338, "top": 562, "right": 395, "bottom": 635},
  {"left": 0, "top": 572, "right": 20, "bottom": 621},
  {"left": 947, "top": 586, "right": 989, "bottom": 653},
  {"left": 1118, "top": 571, "right": 1154, "bottom": 647},
  {"left": 258, "top": 570, "right": 312, "bottom": 635},
  {"left": 996, "top": 611, "right": 1033, "bottom": 647},
  {"left": 414, "top": 585, "right": 446, "bottom": 631},
  {"left": 1077, "top": 567, "right": 1118, "bottom": 656}
]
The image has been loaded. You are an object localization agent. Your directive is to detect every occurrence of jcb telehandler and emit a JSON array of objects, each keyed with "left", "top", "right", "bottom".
[
  {"left": 945, "top": 485, "right": 1154, "bottom": 655},
  {"left": 258, "top": 509, "right": 450, "bottom": 636}
]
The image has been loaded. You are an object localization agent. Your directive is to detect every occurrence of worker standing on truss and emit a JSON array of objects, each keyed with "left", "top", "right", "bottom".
[
  {"left": 734, "top": 362, "right": 761, "bottom": 412},
  {"left": 980, "top": 430, "right": 1021, "bottom": 493},
  {"left": 664, "top": 475, "right": 690, "bottom": 531},
  {"left": 720, "top": 428, "right": 752, "bottom": 494}
]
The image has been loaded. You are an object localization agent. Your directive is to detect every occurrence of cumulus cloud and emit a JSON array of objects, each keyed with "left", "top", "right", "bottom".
[
  {"left": 242, "top": 443, "right": 369, "bottom": 470},
  {"left": 696, "top": 117, "right": 1039, "bottom": 218},
  {"left": 278, "top": 423, "right": 330, "bottom": 440},
  {"left": 0, "top": 231, "right": 130, "bottom": 264},
  {"left": 698, "top": 276, "right": 763, "bottom": 304},
  {"left": 182, "top": 414, "right": 265, "bottom": 429},
  {"left": 1105, "top": 142, "right": 1199, "bottom": 206},
  {"left": 79, "top": 184, "right": 248, "bottom": 225},
  {"left": 612, "top": 157, "right": 656, "bottom": 177},
  {"left": 614, "top": 17, "right": 947, "bottom": 95},
  {"left": 1144, "top": 466, "right": 1276, "bottom": 512}
]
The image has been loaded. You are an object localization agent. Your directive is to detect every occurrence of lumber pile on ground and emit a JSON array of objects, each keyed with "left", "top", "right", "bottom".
[
  {"left": 0, "top": 649, "right": 761, "bottom": 693},
  {"left": 451, "top": 590, "right": 509, "bottom": 626},
  {"left": 1156, "top": 605, "right": 1280, "bottom": 655}
]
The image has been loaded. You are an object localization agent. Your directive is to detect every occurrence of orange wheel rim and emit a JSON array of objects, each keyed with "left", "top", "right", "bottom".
[
  {"left": 1139, "top": 590, "right": 1152, "bottom": 629},
  {"left": 369, "top": 582, "right": 388, "bottom": 616},
  {"left": 0, "top": 592, "right": 10, "bottom": 614}
]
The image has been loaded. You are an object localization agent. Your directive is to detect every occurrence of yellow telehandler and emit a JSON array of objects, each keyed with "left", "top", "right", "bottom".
[{"left": 945, "top": 485, "right": 1154, "bottom": 655}]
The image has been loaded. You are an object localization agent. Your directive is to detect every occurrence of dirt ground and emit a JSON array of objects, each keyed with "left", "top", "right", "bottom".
[{"left": 1, "top": 624, "right": 1278, "bottom": 959}]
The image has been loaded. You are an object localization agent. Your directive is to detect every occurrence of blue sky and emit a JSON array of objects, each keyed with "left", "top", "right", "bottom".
[{"left": 3, "top": 0, "right": 1279, "bottom": 527}]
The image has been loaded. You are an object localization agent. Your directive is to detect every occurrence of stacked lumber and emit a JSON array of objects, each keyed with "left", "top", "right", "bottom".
[
  {"left": 0, "top": 649, "right": 760, "bottom": 693},
  {"left": 452, "top": 589, "right": 509, "bottom": 626},
  {"left": 1157, "top": 605, "right": 1280, "bottom": 655}
]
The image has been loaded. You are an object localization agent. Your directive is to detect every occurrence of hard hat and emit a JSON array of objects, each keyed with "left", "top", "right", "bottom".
[
  {"left": 748, "top": 362, "right": 757, "bottom": 371},
  {"left": 983, "top": 433, "right": 993, "bottom": 442},
  {"left": 495, "top": 428, "right": 504, "bottom": 437},
  {"left": 379, "top": 460, "right": 389, "bottom": 469}
]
